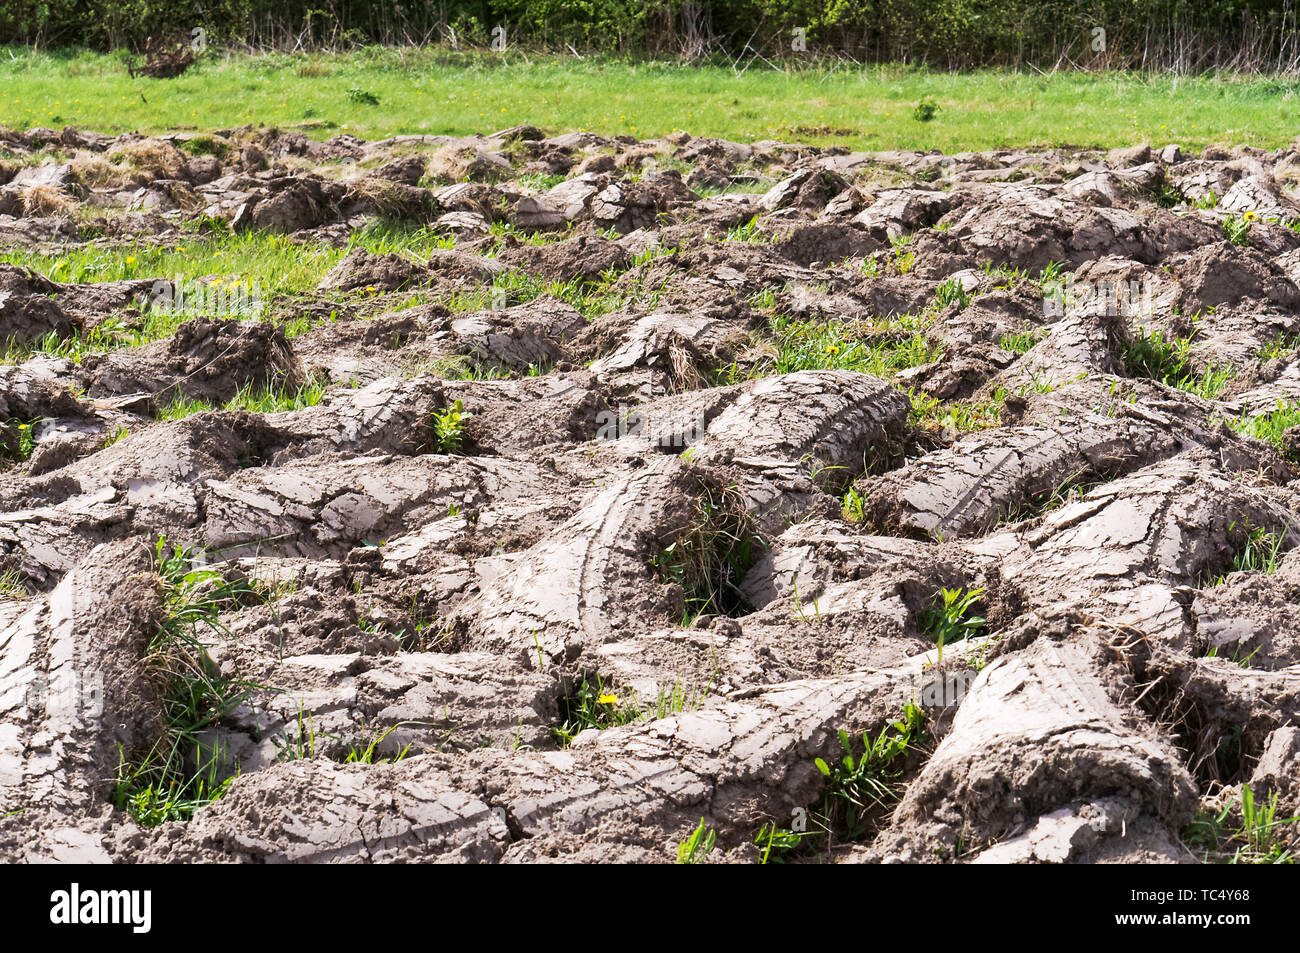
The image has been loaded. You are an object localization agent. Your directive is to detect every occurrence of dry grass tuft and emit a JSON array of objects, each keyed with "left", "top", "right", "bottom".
[
  {"left": 113, "top": 138, "right": 188, "bottom": 179},
  {"left": 22, "top": 183, "right": 73, "bottom": 216}
]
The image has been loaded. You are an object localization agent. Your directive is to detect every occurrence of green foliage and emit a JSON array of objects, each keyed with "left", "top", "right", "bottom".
[
  {"left": 551, "top": 673, "right": 712, "bottom": 748},
  {"left": 933, "top": 277, "right": 971, "bottom": 309},
  {"left": 908, "top": 390, "right": 1004, "bottom": 434},
  {"left": 4, "top": 3, "right": 1300, "bottom": 75},
  {"left": 649, "top": 480, "right": 765, "bottom": 622},
  {"left": 723, "top": 214, "right": 767, "bottom": 243},
  {"left": 1121, "top": 325, "right": 1233, "bottom": 400},
  {"left": 1206, "top": 521, "right": 1289, "bottom": 586},
  {"left": 1226, "top": 400, "right": 1300, "bottom": 454},
  {"left": 753, "top": 822, "right": 806, "bottom": 864},
  {"left": 343, "top": 723, "right": 414, "bottom": 764},
  {"left": 1, "top": 417, "right": 39, "bottom": 462},
  {"left": 1184, "top": 784, "right": 1297, "bottom": 864},
  {"left": 998, "top": 325, "right": 1046, "bottom": 353},
  {"left": 918, "top": 587, "right": 986, "bottom": 661},
  {"left": 431, "top": 398, "right": 470, "bottom": 452},
  {"left": 751, "top": 707, "right": 928, "bottom": 862},
  {"left": 552, "top": 675, "right": 642, "bottom": 747},
  {"left": 112, "top": 537, "right": 258, "bottom": 827},
  {"left": 346, "top": 87, "right": 380, "bottom": 106},
  {"left": 841, "top": 485, "right": 867, "bottom": 523},
  {"left": 677, "top": 819, "right": 717, "bottom": 864},
  {"left": 812, "top": 704, "right": 927, "bottom": 842},
  {"left": 913, "top": 98, "right": 939, "bottom": 122},
  {"left": 1223, "top": 211, "right": 1256, "bottom": 246},
  {"left": 763, "top": 312, "right": 942, "bottom": 378}
]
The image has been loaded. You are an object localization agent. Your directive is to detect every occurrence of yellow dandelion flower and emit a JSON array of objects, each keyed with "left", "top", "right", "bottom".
[
  {"left": 597, "top": 693, "right": 619, "bottom": 705},
  {"left": 1244, "top": 210, "right": 1258, "bottom": 221}
]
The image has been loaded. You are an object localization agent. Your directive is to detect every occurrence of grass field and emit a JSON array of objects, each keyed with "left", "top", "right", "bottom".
[{"left": 2, "top": 46, "right": 1300, "bottom": 152}]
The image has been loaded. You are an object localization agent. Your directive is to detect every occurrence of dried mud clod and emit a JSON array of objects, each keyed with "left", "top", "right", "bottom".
[{"left": 1, "top": 125, "right": 1299, "bottom": 864}]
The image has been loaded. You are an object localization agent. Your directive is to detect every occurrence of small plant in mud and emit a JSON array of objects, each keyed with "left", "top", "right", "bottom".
[
  {"left": 1227, "top": 399, "right": 1300, "bottom": 455},
  {"left": 816, "top": 706, "right": 927, "bottom": 842},
  {"left": 1, "top": 417, "right": 39, "bottom": 462},
  {"left": 909, "top": 390, "right": 1005, "bottom": 437},
  {"left": 552, "top": 675, "right": 641, "bottom": 747},
  {"left": 344, "top": 722, "right": 417, "bottom": 764},
  {"left": 0, "top": 567, "right": 26, "bottom": 598},
  {"left": 1222, "top": 211, "right": 1256, "bottom": 246},
  {"left": 998, "top": 325, "right": 1046, "bottom": 354},
  {"left": 841, "top": 486, "right": 867, "bottom": 523},
  {"left": 431, "top": 399, "right": 470, "bottom": 452},
  {"left": 918, "top": 587, "right": 986, "bottom": 662},
  {"left": 933, "top": 277, "right": 972, "bottom": 310},
  {"left": 1258, "top": 331, "right": 1300, "bottom": 362},
  {"left": 723, "top": 214, "right": 767, "bottom": 243},
  {"left": 650, "top": 480, "right": 765, "bottom": 622},
  {"left": 1224, "top": 523, "right": 1287, "bottom": 576},
  {"left": 753, "top": 705, "right": 928, "bottom": 863},
  {"left": 552, "top": 673, "right": 713, "bottom": 747},
  {"left": 889, "top": 233, "right": 917, "bottom": 274},
  {"left": 1201, "top": 642, "right": 1262, "bottom": 667},
  {"left": 113, "top": 537, "right": 258, "bottom": 827},
  {"left": 1183, "top": 784, "right": 1297, "bottom": 864},
  {"left": 753, "top": 821, "right": 806, "bottom": 864},
  {"left": 1155, "top": 183, "right": 1185, "bottom": 208},
  {"left": 1121, "top": 325, "right": 1232, "bottom": 400},
  {"left": 677, "top": 819, "right": 717, "bottom": 864}
]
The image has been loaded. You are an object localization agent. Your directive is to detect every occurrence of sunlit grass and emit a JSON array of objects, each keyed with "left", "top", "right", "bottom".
[{"left": 1, "top": 47, "right": 1298, "bottom": 153}]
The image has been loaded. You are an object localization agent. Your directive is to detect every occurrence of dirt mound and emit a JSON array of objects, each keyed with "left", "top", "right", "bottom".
[{"left": 0, "top": 264, "right": 78, "bottom": 344}]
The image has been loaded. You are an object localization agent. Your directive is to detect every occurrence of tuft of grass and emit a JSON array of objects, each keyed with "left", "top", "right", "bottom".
[
  {"left": 933, "top": 277, "right": 972, "bottom": 310},
  {"left": 650, "top": 480, "right": 765, "bottom": 622},
  {"left": 762, "top": 312, "right": 942, "bottom": 378},
  {"left": 723, "top": 214, "right": 768, "bottom": 244},
  {"left": 112, "top": 536, "right": 258, "bottom": 827},
  {"left": 1, "top": 417, "right": 40, "bottom": 462},
  {"left": 814, "top": 705, "right": 927, "bottom": 842},
  {"left": 0, "top": 567, "right": 28, "bottom": 598},
  {"left": 841, "top": 486, "right": 867, "bottom": 523},
  {"left": 908, "top": 389, "right": 1005, "bottom": 435},
  {"left": 551, "top": 675, "right": 643, "bottom": 748},
  {"left": 343, "top": 722, "right": 416, "bottom": 764},
  {"left": 551, "top": 673, "right": 712, "bottom": 748},
  {"left": 1121, "top": 325, "right": 1233, "bottom": 400},
  {"left": 1205, "top": 521, "right": 1289, "bottom": 587},
  {"left": 1227, "top": 400, "right": 1300, "bottom": 454},
  {"left": 156, "top": 379, "right": 326, "bottom": 421},
  {"left": 998, "top": 326, "right": 1046, "bottom": 353},
  {"left": 1183, "top": 784, "right": 1296, "bottom": 864}
]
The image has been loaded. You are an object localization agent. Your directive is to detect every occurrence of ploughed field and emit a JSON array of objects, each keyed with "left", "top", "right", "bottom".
[{"left": 0, "top": 122, "right": 1298, "bottom": 863}]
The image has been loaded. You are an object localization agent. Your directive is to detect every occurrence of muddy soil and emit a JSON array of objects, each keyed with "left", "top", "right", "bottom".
[{"left": 0, "top": 125, "right": 1298, "bottom": 863}]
